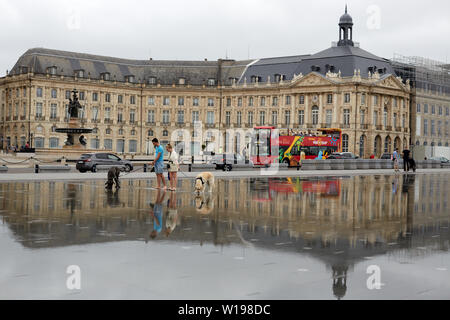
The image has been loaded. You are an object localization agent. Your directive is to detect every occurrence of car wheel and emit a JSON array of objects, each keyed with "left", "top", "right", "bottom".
[
  {"left": 224, "top": 165, "right": 232, "bottom": 171},
  {"left": 91, "top": 165, "right": 97, "bottom": 173},
  {"left": 125, "top": 164, "right": 132, "bottom": 172},
  {"left": 79, "top": 169, "right": 87, "bottom": 173}
]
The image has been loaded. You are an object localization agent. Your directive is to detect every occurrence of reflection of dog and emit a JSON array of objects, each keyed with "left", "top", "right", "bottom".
[
  {"left": 105, "top": 167, "right": 123, "bottom": 190},
  {"left": 195, "top": 172, "right": 215, "bottom": 194},
  {"left": 195, "top": 194, "right": 215, "bottom": 215},
  {"left": 408, "top": 159, "right": 417, "bottom": 172}
]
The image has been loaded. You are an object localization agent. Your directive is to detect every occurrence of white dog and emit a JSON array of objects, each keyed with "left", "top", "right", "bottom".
[{"left": 195, "top": 172, "right": 215, "bottom": 194}]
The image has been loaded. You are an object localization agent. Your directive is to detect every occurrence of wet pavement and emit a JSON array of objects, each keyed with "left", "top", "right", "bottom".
[{"left": 0, "top": 173, "right": 449, "bottom": 300}]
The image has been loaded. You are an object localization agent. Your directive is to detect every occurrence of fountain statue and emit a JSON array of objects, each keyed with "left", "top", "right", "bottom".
[{"left": 56, "top": 89, "right": 93, "bottom": 149}]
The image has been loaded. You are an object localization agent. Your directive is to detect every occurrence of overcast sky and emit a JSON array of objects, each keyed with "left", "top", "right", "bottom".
[{"left": 1, "top": 0, "right": 449, "bottom": 76}]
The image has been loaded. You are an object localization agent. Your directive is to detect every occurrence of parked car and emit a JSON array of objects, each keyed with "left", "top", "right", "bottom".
[
  {"left": 380, "top": 153, "right": 392, "bottom": 160},
  {"left": 210, "top": 153, "right": 246, "bottom": 171},
  {"left": 76, "top": 153, "right": 133, "bottom": 173},
  {"left": 327, "top": 152, "right": 359, "bottom": 160},
  {"left": 430, "top": 156, "right": 449, "bottom": 163}
]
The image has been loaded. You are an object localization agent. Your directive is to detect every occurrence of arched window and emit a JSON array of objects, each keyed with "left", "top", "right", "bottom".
[
  {"left": 431, "top": 142, "right": 435, "bottom": 147},
  {"left": 384, "top": 136, "right": 391, "bottom": 153},
  {"left": 312, "top": 106, "right": 319, "bottom": 125},
  {"left": 163, "top": 130, "right": 169, "bottom": 137},
  {"left": 424, "top": 141, "right": 428, "bottom": 146},
  {"left": 416, "top": 141, "right": 420, "bottom": 146},
  {"left": 342, "top": 134, "right": 349, "bottom": 152},
  {"left": 148, "top": 129, "right": 154, "bottom": 137}
]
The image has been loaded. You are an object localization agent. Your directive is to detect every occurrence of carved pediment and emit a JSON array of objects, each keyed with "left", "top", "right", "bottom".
[
  {"left": 291, "top": 72, "right": 336, "bottom": 87},
  {"left": 377, "top": 76, "right": 406, "bottom": 91}
]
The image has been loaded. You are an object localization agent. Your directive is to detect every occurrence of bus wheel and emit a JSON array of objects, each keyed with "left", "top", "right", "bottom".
[{"left": 283, "top": 159, "right": 290, "bottom": 166}]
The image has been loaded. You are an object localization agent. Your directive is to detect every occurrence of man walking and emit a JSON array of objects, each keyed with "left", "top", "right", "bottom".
[
  {"left": 151, "top": 138, "right": 167, "bottom": 190},
  {"left": 402, "top": 148, "right": 411, "bottom": 172}
]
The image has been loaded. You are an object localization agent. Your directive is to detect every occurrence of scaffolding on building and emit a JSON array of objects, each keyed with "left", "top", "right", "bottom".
[{"left": 391, "top": 53, "right": 450, "bottom": 94}]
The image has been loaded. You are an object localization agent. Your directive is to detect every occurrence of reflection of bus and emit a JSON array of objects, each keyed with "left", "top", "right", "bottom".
[
  {"left": 251, "top": 127, "right": 342, "bottom": 166},
  {"left": 251, "top": 177, "right": 341, "bottom": 202}
]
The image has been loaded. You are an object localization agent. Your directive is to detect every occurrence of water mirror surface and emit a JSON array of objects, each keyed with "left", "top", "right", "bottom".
[{"left": 0, "top": 174, "right": 449, "bottom": 300}]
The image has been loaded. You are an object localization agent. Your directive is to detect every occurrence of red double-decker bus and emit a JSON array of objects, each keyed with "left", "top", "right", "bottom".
[{"left": 251, "top": 126, "right": 342, "bottom": 166}]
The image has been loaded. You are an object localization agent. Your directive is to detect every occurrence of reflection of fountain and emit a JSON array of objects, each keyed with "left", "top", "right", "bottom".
[
  {"left": 55, "top": 89, "right": 92, "bottom": 150},
  {"left": 332, "top": 265, "right": 348, "bottom": 300}
]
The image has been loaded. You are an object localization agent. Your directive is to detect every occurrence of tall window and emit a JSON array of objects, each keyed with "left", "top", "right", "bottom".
[
  {"left": 342, "top": 134, "right": 349, "bottom": 152},
  {"left": 327, "top": 94, "right": 333, "bottom": 104},
  {"left": 361, "top": 93, "right": 366, "bottom": 105},
  {"left": 148, "top": 96, "right": 155, "bottom": 105},
  {"left": 383, "top": 108, "right": 388, "bottom": 127},
  {"left": 104, "top": 139, "right": 112, "bottom": 150},
  {"left": 163, "top": 110, "right": 170, "bottom": 124},
  {"left": 105, "top": 107, "right": 111, "bottom": 120},
  {"left": 49, "top": 138, "right": 59, "bottom": 149},
  {"left": 130, "top": 96, "right": 136, "bottom": 105},
  {"left": 105, "top": 93, "right": 111, "bottom": 103},
  {"left": 36, "top": 102, "right": 43, "bottom": 117},
  {"left": 208, "top": 98, "right": 214, "bottom": 107},
  {"left": 118, "top": 95, "right": 123, "bottom": 104},
  {"left": 129, "top": 109, "right": 136, "bottom": 123},
  {"left": 238, "top": 98, "right": 242, "bottom": 107},
  {"left": 402, "top": 114, "right": 406, "bottom": 128},
  {"left": 193, "top": 97, "right": 199, "bottom": 106},
  {"left": 285, "top": 110, "right": 291, "bottom": 126},
  {"left": 424, "top": 104, "right": 428, "bottom": 113},
  {"left": 259, "top": 111, "right": 265, "bottom": 125},
  {"left": 272, "top": 111, "right": 278, "bottom": 125},
  {"left": 286, "top": 96, "right": 291, "bottom": 105},
  {"left": 35, "top": 137, "right": 44, "bottom": 148},
  {"left": 299, "top": 95, "right": 305, "bottom": 105},
  {"left": 373, "top": 95, "right": 378, "bottom": 106},
  {"left": 129, "top": 140, "right": 137, "bottom": 153},
  {"left": 36, "top": 88, "right": 43, "bottom": 98},
  {"left": 249, "top": 97, "right": 254, "bottom": 107},
  {"left": 226, "top": 98, "right": 231, "bottom": 107},
  {"left": 312, "top": 106, "right": 319, "bottom": 125},
  {"left": 248, "top": 111, "right": 254, "bottom": 126},
  {"left": 192, "top": 111, "right": 199, "bottom": 123},
  {"left": 225, "top": 111, "right": 231, "bottom": 125},
  {"left": 237, "top": 111, "right": 242, "bottom": 126},
  {"left": 360, "top": 109, "right": 365, "bottom": 125},
  {"left": 417, "top": 103, "right": 421, "bottom": 113},
  {"left": 177, "top": 110, "right": 185, "bottom": 124},
  {"left": 163, "top": 97, "right": 170, "bottom": 106},
  {"left": 207, "top": 111, "right": 215, "bottom": 124},
  {"left": 90, "top": 138, "right": 100, "bottom": 149},
  {"left": 423, "top": 119, "right": 428, "bottom": 135},
  {"left": 92, "top": 92, "right": 98, "bottom": 101},
  {"left": 326, "top": 110, "right": 332, "bottom": 126},
  {"left": 272, "top": 97, "right": 278, "bottom": 107},
  {"left": 147, "top": 110, "right": 155, "bottom": 123},
  {"left": 50, "top": 104, "right": 57, "bottom": 119},
  {"left": 298, "top": 110, "right": 304, "bottom": 125},
  {"left": 343, "top": 109, "right": 350, "bottom": 125},
  {"left": 344, "top": 93, "right": 350, "bottom": 103},
  {"left": 178, "top": 97, "right": 184, "bottom": 106},
  {"left": 51, "top": 89, "right": 57, "bottom": 99},
  {"left": 260, "top": 97, "right": 266, "bottom": 107},
  {"left": 117, "top": 108, "right": 123, "bottom": 123},
  {"left": 393, "top": 113, "right": 397, "bottom": 128},
  {"left": 431, "top": 120, "right": 435, "bottom": 136},
  {"left": 373, "top": 111, "right": 378, "bottom": 126}
]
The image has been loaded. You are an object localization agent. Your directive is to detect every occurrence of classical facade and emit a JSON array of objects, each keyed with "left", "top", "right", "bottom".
[{"left": 0, "top": 9, "right": 411, "bottom": 158}]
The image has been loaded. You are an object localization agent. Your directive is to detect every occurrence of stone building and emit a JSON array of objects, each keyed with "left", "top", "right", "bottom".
[
  {"left": 0, "top": 9, "right": 411, "bottom": 158},
  {"left": 392, "top": 55, "right": 450, "bottom": 158}
]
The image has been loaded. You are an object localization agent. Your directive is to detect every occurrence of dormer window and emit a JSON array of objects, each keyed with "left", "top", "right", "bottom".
[
  {"left": 311, "top": 65, "right": 320, "bottom": 72},
  {"left": 207, "top": 78, "right": 216, "bottom": 86},
  {"left": 75, "top": 70, "right": 84, "bottom": 78},
  {"left": 101, "top": 72, "right": 111, "bottom": 81},
  {"left": 126, "top": 75, "right": 135, "bottom": 83},
  {"left": 19, "top": 66, "right": 28, "bottom": 74},
  {"left": 47, "top": 66, "right": 57, "bottom": 75},
  {"left": 178, "top": 78, "right": 186, "bottom": 85},
  {"left": 148, "top": 77, "right": 157, "bottom": 85},
  {"left": 250, "top": 76, "right": 261, "bottom": 83}
]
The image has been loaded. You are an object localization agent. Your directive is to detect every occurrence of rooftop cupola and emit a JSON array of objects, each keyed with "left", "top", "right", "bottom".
[{"left": 338, "top": 5, "right": 354, "bottom": 47}]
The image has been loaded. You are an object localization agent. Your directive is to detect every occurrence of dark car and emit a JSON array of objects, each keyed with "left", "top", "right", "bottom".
[
  {"left": 327, "top": 152, "right": 359, "bottom": 159},
  {"left": 210, "top": 153, "right": 246, "bottom": 171},
  {"left": 380, "top": 153, "right": 392, "bottom": 160},
  {"left": 76, "top": 153, "right": 133, "bottom": 173}
]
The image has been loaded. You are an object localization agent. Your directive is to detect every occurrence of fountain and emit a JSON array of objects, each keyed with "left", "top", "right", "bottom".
[{"left": 56, "top": 89, "right": 93, "bottom": 150}]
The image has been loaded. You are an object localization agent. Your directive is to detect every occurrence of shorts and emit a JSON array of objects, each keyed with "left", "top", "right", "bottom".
[{"left": 154, "top": 162, "right": 164, "bottom": 174}]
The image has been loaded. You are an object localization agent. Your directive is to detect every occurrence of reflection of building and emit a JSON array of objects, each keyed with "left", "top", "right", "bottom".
[
  {"left": 0, "top": 174, "right": 449, "bottom": 299},
  {"left": 0, "top": 9, "right": 410, "bottom": 158}
]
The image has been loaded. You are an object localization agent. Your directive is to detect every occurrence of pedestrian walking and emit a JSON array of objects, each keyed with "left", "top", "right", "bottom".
[
  {"left": 402, "top": 148, "right": 411, "bottom": 172},
  {"left": 392, "top": 148, "right": 400, "bottom": 173},
  {"left": 166, "top": 144, "right": 179, "bottom": 192},
  {"left": 151, "top": 138, "right": 167, "bottom": 190}
]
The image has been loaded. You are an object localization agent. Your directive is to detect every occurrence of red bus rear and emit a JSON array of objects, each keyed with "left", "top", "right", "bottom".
[{"left": 251, "top": 127, "right": 342, "bottom": 166}]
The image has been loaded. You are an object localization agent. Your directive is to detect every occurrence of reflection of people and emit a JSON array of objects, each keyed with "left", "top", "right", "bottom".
[
  {"left": 151, "top": 138, "right": 167, "bottom": 190},
  {"left": 166, "top": 144, "right": 179, "bottom": 192},
  {"left": 332, "top": 265, "right": 348, "bottom": 300},
  {"left": 150, "top": 189, "right": 166, "bottom": 239},
  {"left": 165, "top": 192, "right": 178, "bottom": 237}
]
